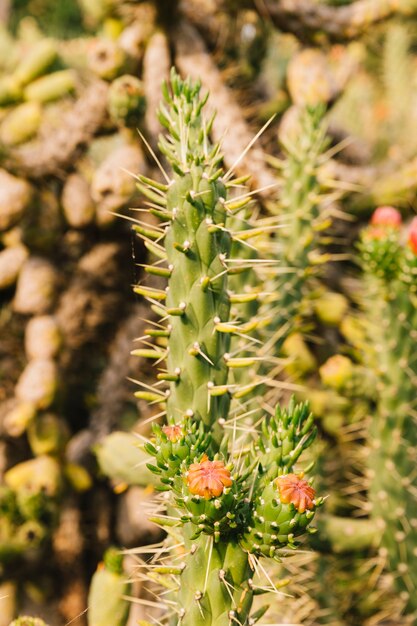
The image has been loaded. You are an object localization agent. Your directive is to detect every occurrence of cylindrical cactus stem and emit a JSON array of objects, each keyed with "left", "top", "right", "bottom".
[
  {"left": 263, "top": 105, "right": 329, "bottom": 355},
  {"left": 134, "top": 69, "right": 237, "bottom": 444},
  {"left": 176, "top": 534, "right": 252, "bottom": 626},
  {"left": 87, "top": 547, "right": 130, "bottom": 626},
  {"left": 133, "top": 69, "right": 322, "bottom": 626},
  {"left": 163, "top": 168, "right": 231, "bottom": 435},
  {"left": 359, "top": 208, "right": 417, "bottom": 615}
]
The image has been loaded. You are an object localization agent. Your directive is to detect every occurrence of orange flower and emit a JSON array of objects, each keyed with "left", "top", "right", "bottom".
[
  {"left": 162, "top": 424, "right": 183, "bottom": 442},
  {"left": 186, "top": 456, "right": 232, "bottom": 500},
  {"left": 276, "top": 473, "right": 316, "bottom": 514}
]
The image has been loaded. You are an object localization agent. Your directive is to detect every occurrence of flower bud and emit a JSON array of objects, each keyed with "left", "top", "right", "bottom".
[
  {"left": 408, "top": 216, "right": 417, "bottom": 255},
  {"left": 186, "top": 455, "right": 232, "bottom": 500},
  {"left": 371, "top": 206, "right": 401, "bottom": 228}
]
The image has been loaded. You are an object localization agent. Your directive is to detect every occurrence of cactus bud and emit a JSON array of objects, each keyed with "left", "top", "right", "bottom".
[
  {"left": 408, "top": 216, "right": 417, "bottom": 255},
  {"left": 319, "top": 354, "right": 353, "bottom": 390},
  {"left": 107, "top": 74, "right": 146, "bottom": 128},
  {"left": 186, "top": 456, "right": 232, "bottom": 500},
  {"left": 276, "top": 473, "right": 316, "bottom": 514},
  {"left": 162, "top": 424, "right": 183, "bottom": 442},
  {"left": 241, "top": 476, "right": 320, "bottom": 557},
  {"left": 371, "top": 206, "right": 402, "bottom": 228}
]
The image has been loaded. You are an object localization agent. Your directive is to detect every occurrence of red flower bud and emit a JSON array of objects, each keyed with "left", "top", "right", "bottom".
[
  {"left": 408, "top": 216, "right": 417, "bottom": 255},
  {"left": 162, "top": 424, "right": 183, "bottom": 443},
  {"left": 371, "top": 206, "right": 401, "bottom": 228},
  {"left": 186, "top": 455, "right": 232, "bottom": 500},
  {"left": 276, "top": 473, "right": 316, "bottom": 514}
]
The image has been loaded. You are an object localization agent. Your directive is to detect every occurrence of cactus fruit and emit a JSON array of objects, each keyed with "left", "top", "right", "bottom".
[{"left": 130, "top": 69, "right": 321, "bottom": 626}]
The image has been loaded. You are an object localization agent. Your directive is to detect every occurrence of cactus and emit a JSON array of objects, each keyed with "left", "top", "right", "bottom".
[
  {"left": 129, "top": 68, "right": 322, "bottom": 626},
  {"left": 87, "top": 547, "right": 130, "bottom": 626},
  {"left": 358, "top": 207, "right": 417, "bottom": 617},
  {"left": 264, "top": 104, "right": 330, "bottom": 357}
]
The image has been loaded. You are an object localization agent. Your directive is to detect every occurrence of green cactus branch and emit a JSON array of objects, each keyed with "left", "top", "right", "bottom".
[
  {"left": 130, "top": 68, "right": 322, "bottom": 626},
  {"left": 359, "top": 207, "right": 417, "bottom": 617}
]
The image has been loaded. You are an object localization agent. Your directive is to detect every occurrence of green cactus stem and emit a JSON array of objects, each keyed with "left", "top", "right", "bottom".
[
  {"left": 359, "top": 208, "right": 417, "bottom": 616},
  {"left": 24, "top": 70, "right": 76, "bottom": 103},
  {"left": 0, "top": 102, "right": 41, "bottom": 145},
  {"left": 176, "top": 535, "right": 252, "bottom": 626},
  {"left": 12, "top": 39, "right": 57, "bottom": 86},
  {"left": 131, "top": 69, "right": 321, "bottom": 626},
  {"left": 262, "top": 105, "right": 330, "bottom": 356},
  {"left": 87, "top": 547, "right": 130, "bottom": 626}
]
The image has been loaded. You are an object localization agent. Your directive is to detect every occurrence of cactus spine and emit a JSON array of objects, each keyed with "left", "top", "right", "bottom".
[{"left": 133, "top": 69, "right": 322, "bottom": 626}]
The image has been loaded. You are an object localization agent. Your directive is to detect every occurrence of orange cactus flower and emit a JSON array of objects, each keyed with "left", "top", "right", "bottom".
[
  {"left": 276, "top": 473, "right": 316, "bottom": 514},
  {"left": 371, "top": 206, "right": 401, "bottom": 228},
  {"left": 186, "top": 456, "right": 232, "bottom": 500},
  {"left": 162, "top": 424, "right": 183, "bottom": 442}
]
